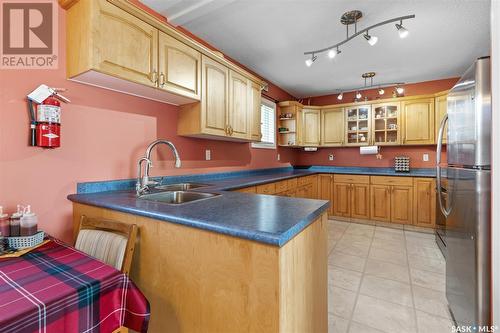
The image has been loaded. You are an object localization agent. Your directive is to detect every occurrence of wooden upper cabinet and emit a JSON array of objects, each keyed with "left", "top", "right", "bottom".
[
  {"left": 229, "top": 71, "right": 250, "bottom": 139},
  {"left": 90, "top": 0, "right": 158, "bottom": 87},
  {"left": 321, "top": 108, "right": 344, "bottom": 146},
  {"left": 302, "top": 109, "right": 321, "bottom": 146},
  {"left": 158, "top": 32, "right": 201, "bottom": 100},
  {"left": 413, "top": 178, "right": 436, "bottom": 228},
  {"left": 345, "top": 105, "right": 371, "bottom": 146},
  {"left": 370, "top": 185, "right": 391, "bottom": 222},
  {"left": 435, "top": 93, "right": 448, "bottom": 144},
  {"left": 402, "top": 97, "right": 435, "bottom": 145},
  {"left": 391, "top": 186, "right": 413, "bottom": 224},
  {"left": 372, "top": 102, "right": 401, "bottom": 145},
  {"left": 249, "top": 82, "right": 262, "bottom": 141},
  {"left": 202, "top": 56, "right": 229, "bottom": 136}
]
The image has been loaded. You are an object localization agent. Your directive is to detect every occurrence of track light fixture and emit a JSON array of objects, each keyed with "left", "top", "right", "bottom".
[
  {"left": 395, "top": 20, "right": 409, "bottom": 38},
  {"left": 364, "top": 31, "right": 378, "bottom": 46},
  {"left": 304, "top": 10, "right": 414, "bottom": 66},
  {"left": 305, "top": 54, "right": 317, "bottom": 67},
  {"left": 337, "top": 92, "right": 344, "bottom": 100}
]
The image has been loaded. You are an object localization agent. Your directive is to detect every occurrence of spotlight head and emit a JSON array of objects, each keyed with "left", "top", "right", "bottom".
[
  {"left": 396, "top": 86, "right": 405, "bottom": 95},
  {"left": 364, "top": 32, "right": 378, "bottom": 46},
  {"left": 305, "top": 54, "right": 317, "bottom": 67},
  {"left": 337, "top": 92, "right": 343, "bottom": 100},
  {"left": 396, "top": 23, "right": 409, "bottom": 38},
  {"left": 328, "top": 49, "right": 337, "bottom": 59},
  {"left": 356, "top": 91, "right": 362, "bottom": 99},
  {"left": 378, "top": 88, "right": 385, "bottom": 95}
]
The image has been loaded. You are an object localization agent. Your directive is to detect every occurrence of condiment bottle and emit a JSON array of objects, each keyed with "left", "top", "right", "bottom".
[
  {"left": 20, "top": 205, "right": 38, "bottom": 236},
  {"left": 0, "top": 206, "right": 9, "bottom": 237},
  {"left": 10, "top": 205, "right": 23, "bottom": 237}
]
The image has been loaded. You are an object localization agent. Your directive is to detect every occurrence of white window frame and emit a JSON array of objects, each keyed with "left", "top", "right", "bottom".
[{"left": 252, "top": 97, "right": 277, "bottom": 149}]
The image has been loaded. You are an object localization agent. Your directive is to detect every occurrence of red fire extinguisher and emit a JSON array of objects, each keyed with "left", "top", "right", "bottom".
[
  {"left": 27, "top": 85, "right": 70, "bottom": 149},
  {"left": 36, "top": 97, "right": 61, "bottom": 148}
]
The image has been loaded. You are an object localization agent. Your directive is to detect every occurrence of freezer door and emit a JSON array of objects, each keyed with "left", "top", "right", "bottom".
[
  {"left": 447, "top": 57, "right": 491, "bottom": 167},
  {"left": 446, "top": 168, "right": 491, "bottom": 327}
]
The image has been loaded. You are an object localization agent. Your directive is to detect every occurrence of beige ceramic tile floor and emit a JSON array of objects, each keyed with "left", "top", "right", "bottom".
[{"left": 327, "top": 219, "right": 454, "bottom": 333}]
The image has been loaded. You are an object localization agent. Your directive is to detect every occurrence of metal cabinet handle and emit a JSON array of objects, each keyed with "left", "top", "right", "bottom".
[
  {"left": 150, "top": 70, "right": 158, "bottom": 84},
  {"left": 159, "top": 73, "right": 166, "bottom": 87}
]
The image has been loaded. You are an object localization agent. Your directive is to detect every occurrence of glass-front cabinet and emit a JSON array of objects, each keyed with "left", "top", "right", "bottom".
[
  {"left": 345, "top": 105, "right": 371, "bottom": 146},
  {"left": 372, "top": 102, "right": 401, "bottom": 145}
]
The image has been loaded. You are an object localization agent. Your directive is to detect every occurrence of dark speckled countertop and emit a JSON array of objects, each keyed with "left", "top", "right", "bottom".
[{"left": 68, "top": 166, "right": 436, "bottom": 247}]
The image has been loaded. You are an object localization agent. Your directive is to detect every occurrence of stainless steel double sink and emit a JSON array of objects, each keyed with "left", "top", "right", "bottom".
[{"left": 138, "top": 183, "right": 220, "bottom": 204}]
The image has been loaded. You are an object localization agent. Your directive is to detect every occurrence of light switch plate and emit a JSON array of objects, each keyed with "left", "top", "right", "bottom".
[
  {"left": 205, "top": 149, "right": 211, "bottom": 161},
  {"left": 423, "top": 153, "right": 429, "bottom": 162}
]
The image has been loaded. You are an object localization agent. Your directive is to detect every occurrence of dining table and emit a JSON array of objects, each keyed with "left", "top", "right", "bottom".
[{"left": 0, "top": 238, "right": 150, "bottom": 333}]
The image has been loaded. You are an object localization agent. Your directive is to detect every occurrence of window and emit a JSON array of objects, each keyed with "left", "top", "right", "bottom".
[{"left": 252, "top": 98, "right": 276, "bottom": 149}]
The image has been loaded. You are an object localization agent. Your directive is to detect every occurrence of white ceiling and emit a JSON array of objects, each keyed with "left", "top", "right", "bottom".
[{"left": 142, "top": 0, "right": 491, "bottom": 98}]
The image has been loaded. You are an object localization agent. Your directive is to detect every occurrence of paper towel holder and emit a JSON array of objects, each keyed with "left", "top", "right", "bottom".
[{"left": 359, "top": 146, "right": 380, "bottom": 155}]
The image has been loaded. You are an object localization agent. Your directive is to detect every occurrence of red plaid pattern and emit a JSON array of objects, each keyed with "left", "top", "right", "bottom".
[{"left": 0, "top": 239, "right": 150, "bottom": 333}]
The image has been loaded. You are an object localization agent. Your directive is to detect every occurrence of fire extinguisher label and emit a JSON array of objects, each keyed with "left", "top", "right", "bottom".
[
  {"left": 37, "top": 105, "right": 61, "bottom": 123},
  {"left": 43, "top": 133, "right": 59, "bottom": 139}
]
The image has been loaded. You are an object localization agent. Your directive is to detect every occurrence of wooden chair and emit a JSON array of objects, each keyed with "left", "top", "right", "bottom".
[{"left": 75, "top": 215, "right": 137, "bottom": 275}]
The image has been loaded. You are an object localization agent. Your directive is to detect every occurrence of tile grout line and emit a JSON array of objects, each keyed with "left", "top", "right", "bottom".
[{"left": 404, "top": 231, "right": 420, "bottom": 333}]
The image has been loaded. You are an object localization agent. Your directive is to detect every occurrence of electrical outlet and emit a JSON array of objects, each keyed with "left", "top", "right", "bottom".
[
  {"left": 328, "top": 154, "right": 334, "bottom": 161},
  {"left": 423, "top": 153, "right": 429, "bottom": 162},
  {"left": 205, "top": 149, "right": 211, "bottom": 161},
  {"left": 277, "top": 154, "right": 280, "bottom": 161}
]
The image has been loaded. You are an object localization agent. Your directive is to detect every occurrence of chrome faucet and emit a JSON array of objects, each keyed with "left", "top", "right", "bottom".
[{"left": 136, "top": 139, "right": 182, "bottom": 196}]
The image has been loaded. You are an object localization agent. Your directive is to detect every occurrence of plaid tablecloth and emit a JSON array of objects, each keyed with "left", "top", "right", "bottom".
[{"left": 0, "top": 239, "right": 150, "bottom": 333}]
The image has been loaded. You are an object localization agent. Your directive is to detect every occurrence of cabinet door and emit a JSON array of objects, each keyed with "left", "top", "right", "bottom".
[
  {"left": 319, "top": 175, "right": 334, "bottom": 215},
  {"left": 351, "top": 183, "right": 370, "bottom": 220},
  {"left": 229, "top": 71, "right": 250, "bottom": 139},
  {"left": 333, "top": 183, "right": 351, "bottom": 218},
  {"left": 372, "top": 102, "right": 401, "bottom": 145},
  {"left": 345, "top": 106, "right": 371, "bottom": 146},
  {"left": 391, "top": 186, "right": 413, "bottom": 224},
  {"left": 321, "top": 108, "right": 344, "bottom": 146},
  {"left": 413, "top": 178, "right": 436, "bottom": 227},
  {"left": 402, "top": 98, "right": 435, "bottom": 145},
  {"left": 249, "top": 82, "right": 262, "bottom": 141},
  {"left": 435, "top": 93, "right": 448, "bottom": 144},
  {"left": 201, "top": 56, "right": 229, "bottom": 137},
  {"left": 95, "top": 0, "right": 158, "bottom": 86},
  {"left": 302, "top": 109, "right": 321, "bottom": 146},
  {"left": 158, "top": 32, "right": 201, "bottom": 99},
  {"left": 370, "top": 185, "right": 391, "bottom": 222}
]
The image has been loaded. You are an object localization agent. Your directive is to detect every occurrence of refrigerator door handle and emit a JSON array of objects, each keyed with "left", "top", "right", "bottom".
[{"left": 436, "top": 113, "right": 451, "bottom": 217}]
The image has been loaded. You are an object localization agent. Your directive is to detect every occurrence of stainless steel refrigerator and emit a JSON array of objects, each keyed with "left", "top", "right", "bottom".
[{"left": 436, "top": 56, "right": 491, "bottom": 327}]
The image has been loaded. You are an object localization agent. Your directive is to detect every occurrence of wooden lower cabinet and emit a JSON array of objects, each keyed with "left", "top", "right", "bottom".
[
  {"left": 318, "top": 174, "right": 334, "bottom": 215},
  {"left": 333, "top": 183, "right": 351, "bottom": 218},
  {"left": 370, "top": 185, "right": 391, "bottom": 222},
  {"left": 351, "top": 184, "right": 370, "bottom": 220},
  {"left": 391, "top": 186, "right": 413, "bottom": 224},
  {"left": 413, "top": 178, "right": 436, "bottom": 227}
]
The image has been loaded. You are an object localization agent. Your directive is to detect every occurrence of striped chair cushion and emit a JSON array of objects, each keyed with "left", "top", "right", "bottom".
[{"left": 75, "top": 229, "right": 128, "bottom": 271}]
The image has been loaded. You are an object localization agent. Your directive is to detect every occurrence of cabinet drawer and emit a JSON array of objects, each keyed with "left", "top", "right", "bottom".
[
  {"left": 334, "top": 174, "right": 370, "bottom": 184},
  {"left": 275, "top": 180, "right": 288, "bottom": 193},
  {"left": 371, "top": 176, "right": 413, "bottom": 186},
  {"left": 297, "top": 175, "right": 315, "bottom": 186},
  {"left": 287, "top": 178, "right": 298, "bottom": 189},
  {"left": 256, "top": 183, "right": 276, "bottom": 194}
]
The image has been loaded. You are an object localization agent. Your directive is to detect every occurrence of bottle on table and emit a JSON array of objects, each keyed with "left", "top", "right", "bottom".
[
  {"left": 0, "top": 206, "right": 9, "bottom": 237},
  {"left": 10, "top": 205, "right": 23, "bottom": 237},
  {"left": 20, "top": 205, "right": 38, "bottom": 236}
]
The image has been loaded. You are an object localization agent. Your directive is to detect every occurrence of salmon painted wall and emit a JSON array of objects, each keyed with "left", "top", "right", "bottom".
[
  {"left": 0, "top": 5, "right": 296, "bottom": 242},
  {"left": 295, "top": 78, "right": 457, "bottom": 167}
]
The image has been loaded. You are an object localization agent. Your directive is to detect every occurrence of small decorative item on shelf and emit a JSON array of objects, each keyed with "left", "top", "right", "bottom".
[
  {"left": 278, "top": 127, "right": 289, "bottom": 133},
  {"left": 394, "top": 156, "right": 410, "bottom": 172},
  {"left": 388, "top": 124, "right": 398, "bottom": 130}
]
